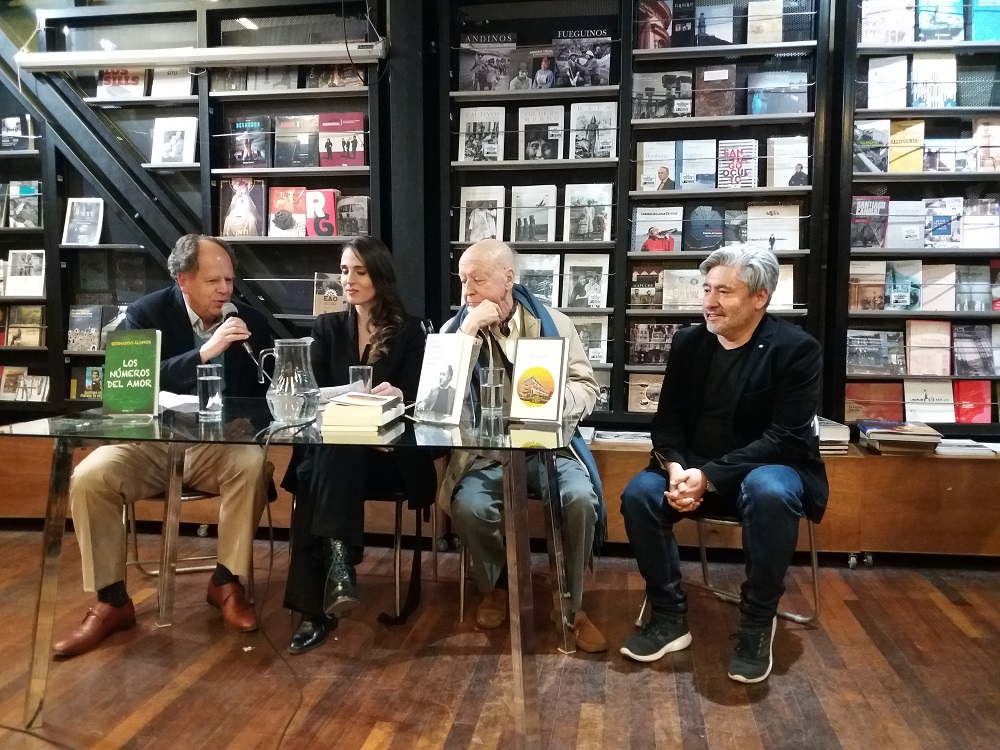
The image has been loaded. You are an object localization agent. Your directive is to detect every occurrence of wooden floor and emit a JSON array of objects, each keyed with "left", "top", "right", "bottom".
[{"left": 0, "top": 530, "right": 998, "bottom": 750}]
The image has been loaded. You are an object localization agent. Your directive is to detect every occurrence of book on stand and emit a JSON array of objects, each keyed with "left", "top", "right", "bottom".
[
  {"left": 724, "top": 208, "right": 747, "bottom": 245},
  {"left": 964, "top": 199, "right": 1000, "bottom": 248},
  {"left": 150, "top": 117, "right": 198, "bottom": 165},
  {"left": 846, "top": 329, "right": 906, "bottom": 376},
  {"left": 337, "top": 195, "right": 369, "bottom": 236},
  {"left": 632, "top": 206, "right": 684, "bottom": 252},
  {"left": 850, "top": 196, "right": 890, "bottom": 247},
  {"left": 661, "top": 268, "right": 704, "bottom": 309},
  {"left": 716, "top": 139, "right": 758, "bottom": 189},
  {"left": 318, "top": 112, "right": 366, "bottom": 167},
  {"left": 746, "top": 204, "right": 800, "bottom": 251},
  {"left": 906, "top": 319, "right": 951, "bottom": 376},
  {"left": 220, "top": 178, "right": 265, "bottom": 238},
  {"left": 0, "top": 115, "right": 33, "bottom": 151},
  {"left": 920, "top": 264, "right": 956, "bottom": 311},
  {"left": 973, "top": 118, "right": 999, "bottom": 172},
  {"left": 910, "top": 53, "right": 958, "bottom": 107},
  {"left": 766, "top": 136, "right": 810, "bottom": 187},
  {"left": 971, "top": 0, "right": 1000, "bottom": 41},
  {"left": 102, "top": 328, "right": 161, "bottom": 416},
  {"left": 248, "top": 66, "right": 297, "bottom": 91},
  {"left": 510, "top": 337, "right": 569, "bottom": 424},
  {"left": 458, "top": 106, "right": 505, "bottom": 163},
  {"left": 459, "top": 185, "right": 505, "bottom": 243},
  {"left": 96, "top": 68, "right": 146, "bottom": 99},
  {"left": 149, "top": 67, "right": 192, "bottom": 98},
  {"left": 4, "top": 250, "right": 44, "bottom": 297},
  {"left": 305, "top": 64, "right": 363, "bottom": 89},
  {"left": 694, "top": 3, "right": 734, "bottom": 44},
  {"left": 227, "top": 115, "right": 272, "bottom": 168},
  {"left": 0, "top": 367, "right": 28, "bottom": 401},
  {"left": 514, "top": 253, "right": 560, "bottom": 307},
  {"left": 747, "top": 0, "right": 784, "bottom": 43},
  {"left": 903, "top": 379, "right": 955, "bottom": 423},
  {"left": 630, "top": 263, "right": 665, "bottom": 308},
  {"left": 572, "top": 315, "right": 609, "bottom": 364},
  {"left": 273, "top": 115, "right": 319, "bottom": 168},
  {"left": 747, "top": 71, "right": 809, "bottom": 115},
  {"left": 860, "top": 0, "right": 916, "bottom": 44},
  {"left": 887, "top": 120, "right": 924, "bottom": 173},
  {"left": 551, "top": 30, "right": 612, "bottom": 87},
  {"left": 887, "top": 200, "right": 925, "bottom": 248},
  {"left": 884, "top": 259, "right": 921, "bottom": 310},
  {"left": 849, "top": 260, "right": 887, "bottom": 310},
  {"left": 853, "top": 120, "right": 889, "bottom": 172},
  {"left": 636, "top": 141, "right": 677, "bottom": 191},
  {"left": 304, "top": 189, "right": 340, "bottom": 237},
  {"left": 413, "top": 333, "right": 478, "bottom": 426},
  {"left": 61, "top": 198, "right": 104, "bottom": 246},
  {"left": 637, "top": 1, "right": 674, "bottom": 49},
  {"left": 953, "top": 380, "right": 992, "bottom": 423},
  {"left": 683, "top": 204, "right": 724, "bottom": 251},
  {"left": 953, "top": 324, "right": 995, "bottom": 377},
  {"left": 7, "top": 181, "right": 41, "bottom": 228},
  {"left": 845, "top": 382, "right": 904, "bottom": 422},
  {"left": 628, "top": 322, "right": 683, "bottom": 366},
  {"left": 313, "top": 273, "right": 347, "bottom": 316},
  {"left": 211, "top": 68, "right": 247, "bottom": 92},
  {"left": 628, "top": 373, "right": 664, "bottom": 413},
  {"left": 562, "top": 254, "right": 610, "bottom": 308},
  {"left": 510, "top": 184, "right": 557, "bottom": 243},
  {"left": 916, "top": 0, "right": 964, "bottom": 41},
  {"left": 632, "top": 71, "right": 693, "bottom": 120},
  {"left": 563, "top": 183, "right": 613, "bottom": 242},
  {"left": 672, "top": 1, "right": 697, "bottom": 47},
  {"left": 867, "top": 56, "right": 908, "bottom": 109},
  {"left": 923, "top": 197, "right": 963, "bottom": 248},
  {"left": 518, "top": 105, "right": 564, "bottom": 161},
  {"left": 694, "top": 65, "right": 736, "bottom": 117},
  {"left": 677, "top": 139, "right": 717, "bottom": 189},
  {"left": 956, "top": 265, "right": 992, "bottom": 312},
  {"left": 568, "top": 102, "right": 617, "bottom": 160},
  {"left": 268, "top": 186, "right": 307, "bottom": 237},
  {"left": 457, "top": 33, "right": 516, "bottom": 92}
]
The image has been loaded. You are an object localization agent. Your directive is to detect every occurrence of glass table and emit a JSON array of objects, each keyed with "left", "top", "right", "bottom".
[{"left": 2, "top": 398, "right": 582, "bottom": 750}]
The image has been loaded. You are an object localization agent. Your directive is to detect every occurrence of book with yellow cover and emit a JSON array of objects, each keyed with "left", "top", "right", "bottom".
[{"left": 888, "top": 120, "right": 925, "bottom": 173}]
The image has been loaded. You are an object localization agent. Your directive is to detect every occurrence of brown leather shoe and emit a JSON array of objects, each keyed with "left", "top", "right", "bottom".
[
  {"left": 573, "top": 610, "right": 607, "bottom": 653},
  {"left": 475, "top": 588, "right": 509, "bottom": 629},
  {"left": 206, "top": 580, "right": 258, "bottom": 632},
  {"left": 52, "top": 600, "right": 136, "bottom": 658}
]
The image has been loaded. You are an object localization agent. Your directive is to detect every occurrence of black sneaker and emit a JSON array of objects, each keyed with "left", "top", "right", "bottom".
[
  {"left": 620, "top": 614, "right": 691, "bottom": 663},
  {"left": 728, "top": 616, "right": 777, "bottom": 683}
]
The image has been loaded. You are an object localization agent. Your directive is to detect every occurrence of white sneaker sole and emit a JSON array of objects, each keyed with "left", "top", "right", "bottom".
[
  {"left": 619, "top": 631, "right": 692, "bottom": 663},
  {"left": 728, "top": 616, "right": 776, "bottom": 683}
]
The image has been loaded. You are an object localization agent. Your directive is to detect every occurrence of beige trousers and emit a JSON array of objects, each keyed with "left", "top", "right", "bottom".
[{"left": 70, "top": 442, "right": 267, "bottom": 592}]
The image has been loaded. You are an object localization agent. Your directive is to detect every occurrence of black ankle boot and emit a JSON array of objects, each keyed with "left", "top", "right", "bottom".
[
  {"left": 323, "top": 538, "right": 359, "bottom": 618},
  {"left": 288, "top": 613, "right": 337, "bottom": 654}
]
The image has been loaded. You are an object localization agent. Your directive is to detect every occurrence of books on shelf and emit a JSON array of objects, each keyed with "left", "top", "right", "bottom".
[
  {"left": 971, "top": 0, "right": 1000, "bottom": 41},
  {"left": 102, "top": 328, "right": 162, "bottom": 416},
  {"left": 96, "top": 68, "right": 146, "bottom": 99},
  {"left": 906, "top": 319, "right": 950, "bottom": 375},
  {"left": 337, "top": 195, "right": 369, "bottom": 236},
  {"left": 850, "top": 195, "right": 889, "bottom": 248},
  {"left": 953, "top": 381, "right": 993, "bottom": 423},
  {"left": 4, "top": 304, "right": 44, "bottom": 347},
  {"left": 268, "top": 186, "right": 307, "bottom": 237},
  {"left": 694, "top": 65, "right": 736, "bottom": 117},
  {"left": 629, "top": 322, "right": 682, "bottom": 366},
  {"left": 563, "top": 183, "right": 613, "bottom": 242},
  {"left": 845, "top": 382, "right": 904, "bottom": 422},
  {"left": 220, "top": 178, "right": 265, "bottom": 237},
  {"left": 61, "top": 197, "right": 104, "bottom": 246},
  {"left": 149, "top": 117, "right": 198, "bottom": 165},
  {"left": 884, "top": 259, "right": 921, "bottom": 310},
  {"left": 771, "top": 265, "right": 795, "bottom": 310},
  {"left": 227, "top": 115, "right": 272, "bottom": 168},
  {"left": 683, "top": 204, "right": 724, "bottom": 251},
  {"left": 458, "top": 106, "right": 505, "bottom": 163},
  {"left": 459, "top": 185, "right": 504, "bottom": 243},
  {"left": 847, "top": 329, "right": 906, "bottom": 376},
  {"left": 318, "top": 112, "right": 365, "bottom": 168},
  {"left": 7, "top": 181, "right": 41, "bottom": 228},
  {"left": 211, "top": 67, "right": 248, "bottom": 92},
  {"left": 973, "top": 118, "right": 999, "bottom": 172},
  {"left": 632, "top": 206, "right": 684, "bottom": 252},
  {"left": 887, "top": 120, "right": 924, "bottom": 173},
  {"left": 916, "top": 0, "right": 964, "bottom": 41},
  {"left": 677, "top": 139, "right": 717, "bottom": 190},
  {"left": 571, "top": 315, "right": 609, "bottom": 364},
  {"left": 923, "top": 197, "right": 963, "bottom": 248},
  {"left": 637, "top": 1, "right": 674, "bottom": 49},
  {"left": 274, "top": 115, "right": 319, "bottom": 168},
  {"left": 964, "top": 199, "right": 1000, "bottom": 248},
  {"left": 70, "top": 366, "right": 101, "bottom": 400},
  {"left": 551, "top": 30, "right": 612, "bottom": 88},
  {"left": 661, "top": 268, "right": 704, "bottom": 309},
  {"left": 672, "top": 1, "right": 697, "bottom": 47},
  {"left": 747, "top": 0, "right": 785, "bottom": 43},
  {"left": 4, "top": 250, "right": 44, "bottom": 297},
  {"left": 313, "top": 273, "right": 347, "bottom": 316},
  {"left": 562, "top": 253, "right": 610, "bottom": 308},
  {"left": 636, "top": 141, "right": 677, "bottom": 191},
  {"left": 886, "top": 200, "right": 925, "bottom": 248},
  {"left": 305, "top": 64, "right": 364, "bottom": 89},
  {"left": 853, "top": 119, "right": 889, "bottom": 173},
  {"left": 903, "top": 378, "right": 955, "bottom": 423},
  {"left": 747, "top": 71, "right": 809, "bottom": 115},
  {"left": 627, "top": 372, "right": 663, "bottom": 413},
  {"left": 457, "top": 33, "right": 516, "bottom": 92},
  {"left": 724, "top": 208, "right": 747, "bottom": 245},
  {"left": 509, "top": 337, "right": 569, "bottom": 423},
  {"left": 568, "top": 102, "right": 617, "bottom": 160},
  {"left": 248, "top": 66, "right": 297, "bottom": 91},
  {"left": 746, "top": 204, "right": 800, "bottom": 251},
  {"left": 956, "top": 264, "right": 992, "bottom": 311},
  {"left": 630, "top": 263, "right": 665, "bottom": 307},
  {"left": 0, "top": 115, "right": 33, "bottom": 151},
  {"left": 766, "top": 135, "right": 810, "bottom": 187},
  {"left": 860, "top": 1, "right": 916, "bottom": 44},
  {"left": 632, "top": 71, "right": 693, "bottom": 120},
  {"left": 694, "top": 3, "right": 735, "bottom": 45},
  {"left": 867, "top": 56, "right": 908, "bottom": 110},
  {"left": 518, "top": 105, "right": 564, "bottom": 161},
  {"left": 910, "top": 53, "right": 957, "bottom": 108},
  {"left": 510, "top": 184, "right": 557, "bottom": 243},
  {"left": 305, "top": 188, "right": 340, "bottom": 237},
  {"left": 849, "top": 260, "right": 887, "bottom": 310},
  {"left": 66, "top": 305, "right": 117, "bottom": 352},
  {"left": 149, "top": 67, "right": 192, "bottom": 98},
  {"left": 716, "top": 139, "right": 758, "bottom": 189},
  {"left": 0, "top": 367, "right": 27, "bottom": 401},
  {"left": 514, "top": 253, "right": 560, "bottom": 307},
  {"left": 920, "top": 264, "right": 956, "bottom": 311},
  {"left": 953, "top": 323, "right": 995, "bottom": 377}
]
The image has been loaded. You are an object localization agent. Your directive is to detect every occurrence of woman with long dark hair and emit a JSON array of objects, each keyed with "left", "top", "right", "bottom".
[{"left": 282, "top": 237, "right": 437, "bottom": 654}]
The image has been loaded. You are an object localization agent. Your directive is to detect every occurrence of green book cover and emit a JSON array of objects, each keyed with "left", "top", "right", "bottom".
[{"left": 102, "top": 328, "right": 161, "bottom": 415}]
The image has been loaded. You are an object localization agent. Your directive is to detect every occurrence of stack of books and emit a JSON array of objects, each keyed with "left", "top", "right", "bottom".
[
  {"left": 934, "top": 439, "right": 998, "bottom": 458},
  {"left": 856, "top": 420, "right": 942, "bottom": 455},
  {"left": 320, "top": 392, "right": 405, "bottom": 444},
  {"left": 818, "top": 417, "right": 851, "bottom": 456}
]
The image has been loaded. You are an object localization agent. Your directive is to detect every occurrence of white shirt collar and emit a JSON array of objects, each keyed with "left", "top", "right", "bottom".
[{"left": 183, "top": 295, "right": 222, "bottom": 339}]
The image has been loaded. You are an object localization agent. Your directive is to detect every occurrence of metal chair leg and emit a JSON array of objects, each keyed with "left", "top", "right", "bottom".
[{"left": 394, "top": 499, "right": 404, "bottom": 618}]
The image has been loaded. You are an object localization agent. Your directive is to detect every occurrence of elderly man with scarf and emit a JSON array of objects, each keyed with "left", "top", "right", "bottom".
[{"left": 437, "top": 239, "right": 607, "bottom": 653}]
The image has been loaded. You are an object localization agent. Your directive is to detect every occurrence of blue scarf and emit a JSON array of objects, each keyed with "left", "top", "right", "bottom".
[{"left": 444, "top": 283, "right": 607, "bottom": 551}]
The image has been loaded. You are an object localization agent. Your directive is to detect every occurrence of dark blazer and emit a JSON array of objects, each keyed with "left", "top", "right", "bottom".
[
  {"left": 310, "top": 309, "right": 426, "bottom": 402},
  {"left": 124, "top": 285, "right": 272, "bottom": 397},
  {"left": 649, "top": 315, "right": 829, "bottom": 522}
]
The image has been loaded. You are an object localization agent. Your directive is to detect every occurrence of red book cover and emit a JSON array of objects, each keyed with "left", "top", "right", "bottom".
[
  {"left": 844, "top": 382, "right": 904, "bottom": 422},
  {"left": 318, "top": 112, "right": 366, "bottom": 167},
  {"left": 954, "top": 380, "right": 992, "bottom": 423},
  {"left": 305, "top": 189, "right": 340, "bottom": 236}
]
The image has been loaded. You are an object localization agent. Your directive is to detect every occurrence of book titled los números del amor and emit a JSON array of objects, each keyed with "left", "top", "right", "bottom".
[{"left": 102, "top": 328, "right": 162, "bottom": 416}]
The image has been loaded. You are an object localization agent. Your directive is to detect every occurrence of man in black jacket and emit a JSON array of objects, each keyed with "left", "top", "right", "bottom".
[
  {"left": 619, "top": 246, "right": 827, "bottom": 683},
  {"left": 54, "top": 235, "right": 273, "bottom": 657}
]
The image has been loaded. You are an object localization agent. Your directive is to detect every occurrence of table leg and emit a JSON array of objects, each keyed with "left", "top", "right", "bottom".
[
  {"left": 538, "top": 452, "right": 575, "bottom": 654},
  {"left": 502, "top": 450, "right": 541, "bottom": 750},
  {"left": 24, "top": 437, "right": 76, "bottom": 728},
  {"left": 155, "top": 443, "right": 185, "bottom": 628}
]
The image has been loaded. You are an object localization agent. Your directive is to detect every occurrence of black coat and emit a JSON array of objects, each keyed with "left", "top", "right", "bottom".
[
  {"left": 649, "top": 315, "right": 829, "bottom": 522},
  {"left": 123, "top": 285, "right": 271, "bottom": 397}
]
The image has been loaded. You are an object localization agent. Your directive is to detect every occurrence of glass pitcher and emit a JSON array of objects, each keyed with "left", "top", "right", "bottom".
[{"left": 258, "top": 338, "right": 321, "bottom": 426}]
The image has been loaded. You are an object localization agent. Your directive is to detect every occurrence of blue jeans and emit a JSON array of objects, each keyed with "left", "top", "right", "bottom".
[{"left": 621, "top": 465, "right": 805, "bottom": 623}]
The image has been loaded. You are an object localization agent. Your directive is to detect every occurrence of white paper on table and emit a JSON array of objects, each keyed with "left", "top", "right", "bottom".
[{"left": 159, "top": 391, "right": 199, "bottom": 411}]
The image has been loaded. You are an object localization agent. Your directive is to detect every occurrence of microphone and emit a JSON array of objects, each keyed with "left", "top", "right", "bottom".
[{"left": 220, "top": 302, "right": 256, "bottom": 359}]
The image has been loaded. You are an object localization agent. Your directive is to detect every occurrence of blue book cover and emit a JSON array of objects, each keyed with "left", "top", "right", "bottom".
[{"left": 971, "top": 0, "right": 1000, "bottom": 41}]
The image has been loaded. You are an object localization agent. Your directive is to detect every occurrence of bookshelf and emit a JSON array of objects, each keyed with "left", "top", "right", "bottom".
[{"left": 836, "top": 0, "right": 1000, "bottom": 434}]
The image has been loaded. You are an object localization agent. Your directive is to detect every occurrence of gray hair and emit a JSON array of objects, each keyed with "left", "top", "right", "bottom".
[
  {"left": 167, "top": 234, "right": 236, "bottom": 279},
  {"left": 699, "top": 246, "right": 779, "bottom": 302}
]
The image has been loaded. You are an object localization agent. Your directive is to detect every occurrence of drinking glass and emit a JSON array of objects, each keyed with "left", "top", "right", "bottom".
[
  {"left": 349, "top": 365, "right": 373, "bottom": 393},
  {"left": 481, "top": 367, "right": 505, "bottom": 417},
  {"left": 196, "top": 363, "right": 223, "bottom": 421}
]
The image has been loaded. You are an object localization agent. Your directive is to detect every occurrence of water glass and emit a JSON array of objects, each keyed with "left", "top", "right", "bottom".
[
  {"left": 196, "top": 363, "right": 223, "bottom": 421},
  {"left": 481, "top": 367, "right": 505, "bottom": 417},
  {"left": 349, "top": 365, "right": 373, "bottom": 393}
]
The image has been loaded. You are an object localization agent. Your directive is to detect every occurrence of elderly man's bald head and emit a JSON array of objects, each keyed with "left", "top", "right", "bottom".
[
  {"left": 462, "top": 239, "right": 515, "bottom": 275},
  {"left": 458, "top": 239, "right": 517, "bottom": 312}
]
